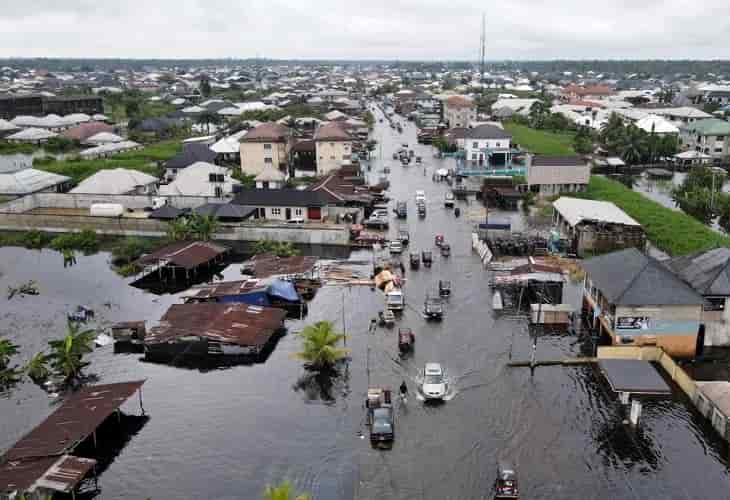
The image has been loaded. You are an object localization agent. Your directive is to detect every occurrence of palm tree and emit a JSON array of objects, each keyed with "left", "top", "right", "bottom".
[
  {"left": 263, "top": 480, "right": 311, "bottom": 500},
  {"left": 47, "top": 321, "right": 96, "bottom": 385},
  {"left": 295, "top": 321, "right": 348, "bottom": 371},
  {"left": 0, "top": 339, "right": 19, "bottom": 369},
  {"left": 620, "top": 125, "right": 646, "bottom": 166},
  {"left": 197, "top": 110, "right": 222, "bottom": 134},
  {"left": 166, "top": 218, "right": 193, "bottom": 242},
  {"left": 26, "top": 352, "right": 50, "bottom": 384},
  {"left": 189, "top": 213, "right": 220, "bottom": 241}
]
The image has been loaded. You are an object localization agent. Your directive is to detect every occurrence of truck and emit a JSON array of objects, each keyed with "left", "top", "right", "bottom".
[
  {"left": 386, "top": 288, "right": 405, "bottom": 311},
  {"left": 367, "top": 388, "right": 394, "bottom": 447},
  {"left": 89, "top": 203, "right": 124, "bottom": 217}
]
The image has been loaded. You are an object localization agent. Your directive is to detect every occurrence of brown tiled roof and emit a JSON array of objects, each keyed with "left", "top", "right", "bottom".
[
  {"left": 563, "top": 84, "right": 612, "bottom": 96},
  {"left": 146, "top": 303, "right": 286, "bottom": 347},
  {"left": 314, "top": 122, "right": 351, "bottom": 141},
  {"left": 446, "top": 96, "right": 474, "bottom": 109},
  {"left": 61, "top": 121, "right": 114, "bottom": 141},
  {"left": 240, "top": 122, "right": 290, "bottom": 143}
]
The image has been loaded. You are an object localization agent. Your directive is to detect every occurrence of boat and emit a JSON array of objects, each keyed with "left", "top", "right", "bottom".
[
  {"left": 398, "top": 328, "right": 415, "bottom": 355},
  {"left": 424, "top": 296, "right": 444, "bottom": 320},
  {"left": 409, "top": 252, "right": 420, "bottom": 269},
  {"left": 440, "top": 243, "right": 451, "bottom": 257},
  {"left": 367, "top": 388, "right": 394, "bottom": 447},
  {"left": 444, "top": 192, "right": 455, "bottom": 208},
  {"left": 434, "top": 234, "right": 444, "bottom": 247},
  {"left": 422, "top": 251, "right": 433, "bottom": 267},
  {"left": 378, "top": 309, "right": 396, "bottom": 326},
  {"left": 438, "top": 280, "right": 452, "bottom": 297},
  {"left": 494, "top": 462, "right": 519, "bottom": 499}
]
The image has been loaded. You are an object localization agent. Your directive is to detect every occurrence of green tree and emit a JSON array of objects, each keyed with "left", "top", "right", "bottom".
[
  {"left": 125, "top": 99, "right": 141, "bottom": 118},
  {"left": 26, "top": 352, "right": 50, "bottom": 384},
  {"left": 166, "top": 218, "right": 193, "bottom": 242},
  {"left": 263, "top": 480, "right": 311, "bottom": 500},
  {"left": 197, "top": 110, "right": 222, "bottom": 134},
  {"left": 528, "top": 101, "right": 549, "bottom": 129},
  {"left": 620, "top": 125, "right": 646, "bottom": 165},
  {"left": 200, "top": 78, "right": 212, "bottom": 98},
  {"left": 0, "top": 339, "right": 22, "bottom": 387},
  {"left": 572, "top": 127, "right": 594, "bottom": 155},
  {"left": 188, "top": 213, "right": 220, "bottom": 241},
  {"left": 252, "top": 240, "right": 301, "bottom": 257},
  {"left": 47, "top": 322, "right": 96, "bottom": 385},
  {"left": 294, "top": 321, "right": 348, "bottom": 371}
]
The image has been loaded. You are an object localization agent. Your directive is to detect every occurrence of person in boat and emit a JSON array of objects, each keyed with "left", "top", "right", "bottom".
[{"left": 399, "top": 380, "right": 408, "bottom": 398}]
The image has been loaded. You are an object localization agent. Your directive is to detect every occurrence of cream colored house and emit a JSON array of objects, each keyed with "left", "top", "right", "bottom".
[
  {"left": 526, "top": 155, "right": 590, "bottom": 197},
  {"left": 314, "top": 122, "right": 352, "bottom": 176},
  {"left": 443, "top": 95, "right": 476, "bottom": 128},
  {"left": 239, "top": 122, "right": 291, "bottom": 177}
]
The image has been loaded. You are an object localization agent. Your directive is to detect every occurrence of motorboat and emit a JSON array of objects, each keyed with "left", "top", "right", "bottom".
[
  {"left": 422, "top": 363, "right": 447, "bottom": 400},
  {"left": 398, "top": 328, "right": 415, "bottom": 355},
  {"left": 494, "top": 462, "right": 519, "bottom": 498}
]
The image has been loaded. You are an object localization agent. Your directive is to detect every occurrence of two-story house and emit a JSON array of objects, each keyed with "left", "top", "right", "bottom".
[
  {"left": 464, "top": 124, "right": 512, "bottom": 168},
  {"left": 653, "top": 107, "right": 712, "bottom": 126},
  {"left": 314, "top": 122, "right": 352, "bottom": 176},
  {"left": 680, "top": 118, "right": 730, "bottom": 161},
  {"left": 582, "top": 248, "right": 704, "bottom": 358},
  {"left": 443, "top": 96, "right": 476, "bottom": 128},
  {"left": 239, "top": 122, "right": 291, "bottom": 177}
]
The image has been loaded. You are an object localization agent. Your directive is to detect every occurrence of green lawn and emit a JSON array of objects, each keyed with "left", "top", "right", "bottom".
[
  {"left": 504, "top": 123, "right": 575, "bottom": 155},
  {"left": 33, "top": 140, "right": 181, "bottom": 184},
  {"left": 571, "top": 176, "right": 730, "bottom": 256}
]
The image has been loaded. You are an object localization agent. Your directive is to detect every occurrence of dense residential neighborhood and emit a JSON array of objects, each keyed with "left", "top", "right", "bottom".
[{"left": 3, "top": 9, "right": 730, "bottom": 498}]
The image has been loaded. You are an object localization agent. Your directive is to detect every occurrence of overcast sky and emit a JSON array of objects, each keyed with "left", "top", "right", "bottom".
[{"left": 1, "top": 0, "right": 730, "bottom": 60}]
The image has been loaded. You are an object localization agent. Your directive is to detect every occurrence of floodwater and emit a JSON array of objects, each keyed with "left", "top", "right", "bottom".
[{"left": 1, "top": 111, "right": 730, "bottom": 500}]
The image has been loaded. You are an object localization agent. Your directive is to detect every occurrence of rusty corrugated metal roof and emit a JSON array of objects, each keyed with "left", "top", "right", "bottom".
[
  {"left": 0, "top": 381, "right": 145, "bottom": 494},
  {"left": 146, "top": 303, "right": 286, "bottom": 347},
  {"left": 243, "top": 253, "right": 318, "bottom": 279},
  {"left": 186, "top": 279, "right": 264, "bottom": 300},
  {"left": 137, "top": 241, "right": 229, "bottom": 270}
]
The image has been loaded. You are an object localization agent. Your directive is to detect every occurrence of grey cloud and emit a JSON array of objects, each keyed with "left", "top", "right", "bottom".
[{"left": 0, "top": 0, "right": 729, "bottom": 59}]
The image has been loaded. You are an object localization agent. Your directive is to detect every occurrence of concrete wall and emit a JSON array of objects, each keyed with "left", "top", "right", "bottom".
[{"left": 0, "top": 192, "right": 224, "bottom": 213}]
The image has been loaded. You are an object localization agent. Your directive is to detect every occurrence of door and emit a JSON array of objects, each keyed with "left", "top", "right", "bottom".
[
  {"left": 696, "top": 324, "right": 705, "bottom": 357},
  {"left": 308, "top": 207, "right": 322, "bottom": 220}
]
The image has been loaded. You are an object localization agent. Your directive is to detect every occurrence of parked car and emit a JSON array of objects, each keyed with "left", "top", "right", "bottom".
[
  {"left": 389, "top": 240, "right": 403, "bottom": 254},
  {"left": 444, "top": 192, "right": 455, "bottom": 208},
  {"left": 422, "top": 363, "right": 447, "bottom": 400},
  {"left": 287, "top": 217, "right": 305, "bottom": 224},
  {"left": 367, "top": 388, "right": 394, "bottom": 447},
  {"left": 415, "top": 190, "right": 426, "bottom": 203}
]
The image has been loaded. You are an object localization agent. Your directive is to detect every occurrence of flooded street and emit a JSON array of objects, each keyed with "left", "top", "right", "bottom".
[{"left": 1, "top": 110, "right": 730, "bottom": 499}]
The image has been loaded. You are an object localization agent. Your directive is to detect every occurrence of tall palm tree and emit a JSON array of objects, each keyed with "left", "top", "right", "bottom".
[
  {"left": 197, "top": 110, "right": 221, "bottom": 134},
  {"left": 295, "top": 321, "right": 348, "bottom": 371},
  {"left": 263, "top": 480, "right": 311, "bottom": 500},
  {"left": 47, "top": 321, "right": 96, "bottom": 385},
  {"left": 620, "top": 125, "right": 646, "bottom": 165}
]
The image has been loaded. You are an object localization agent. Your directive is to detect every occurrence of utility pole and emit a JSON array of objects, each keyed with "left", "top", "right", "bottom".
[
  {"left": 342, "top": 291, "right": 347, "bottom": 347},
  {"left": 479, "top": 13, "right": 486, "bottom": 97}
]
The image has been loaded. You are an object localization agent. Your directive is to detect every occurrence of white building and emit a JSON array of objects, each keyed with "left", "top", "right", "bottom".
[{"left": 159, "top": 162, "right": 240, "bottom": 198}]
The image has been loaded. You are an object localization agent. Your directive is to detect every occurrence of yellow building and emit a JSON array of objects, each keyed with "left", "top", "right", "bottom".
[
  {"left": 314, "top": 122, "right": 352, "bottom": 176},
  {"left": 239, "top": 122, "right": 291, "bottom": 177}
]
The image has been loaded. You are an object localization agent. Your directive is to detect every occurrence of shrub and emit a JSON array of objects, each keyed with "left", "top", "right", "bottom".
[{"left": 50, "top": 230, "right": 99, "bottom": 254}]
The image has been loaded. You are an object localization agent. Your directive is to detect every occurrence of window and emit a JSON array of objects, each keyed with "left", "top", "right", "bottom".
[
  {"left": 496, "top": 142, "right": 501, "bottom": 148},
  {"left": 472, "top": 142, "right": 478, "bottom": 148},
  {"left": 214, "top": 186, "right": 223, "bottom": 197},
  {"left": 271, "top": 208, "right": 281, "bottom": 216},
  {"left": 295, "top": 208, "right": 302, "bottom": 216},
  {"left": 718, "top": 136, "right": 725, "bottom": 141},
  {"left": 263, "top": 144, "right": 272, "bottom": 150},
  {"left": 264, "top": 158, "right": 273, "bottom": 164},
  {"left": 330, "top": 155, "right": 335, "bottom": 160},
  {"left": 471, "top": 153, "right": 477, "bottom": 160}
]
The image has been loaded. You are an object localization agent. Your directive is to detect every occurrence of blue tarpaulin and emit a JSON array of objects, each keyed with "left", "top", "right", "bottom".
[
  {"left": 267, "top": 279, "right": 300, "bottom": 302},
  {"left": 219, "top": 290, "right": 270, "bottom": 306}
]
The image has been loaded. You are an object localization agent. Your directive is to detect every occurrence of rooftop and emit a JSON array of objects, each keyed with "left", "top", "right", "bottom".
[
  {"left": 241, "top": 253, "right": 319, "bottom": 278},
  {"left": 240, "top": 122, "right": 290, "bottom": 143},
  {"left": 553, "top": 197, "right": 640, "bottom": 227},
  {"left": 314, "top": 121, "right": 351, "bottom": 142},
  {"left": 531, "top": 155, "right": 586, "bottom": 167},
  {"left": 137, "top": 241, "right": 229, "bottom": 270},
  {"left": 232, "top": 188, "right": 331, "bottom": 207},
  {"left": 465, "top": 123, "right": 512, "bottom": 140},
  {"left": 599, "top": 359, "right": 671, "bottom": 395},
  {"left": 69, "top": 168, "right": 157, "bottom": 195},
  {"left": 582, "top": 248, "right": 704, "bottom": 307},
  {"left": 145, "top": 302, "right": 286, "bottom": 347},
  {"left": 666, "top": 247, "right": 730, "bottom": 296},
  {"left": 682, "top": 118, "right": 730, "bottom": 136}
]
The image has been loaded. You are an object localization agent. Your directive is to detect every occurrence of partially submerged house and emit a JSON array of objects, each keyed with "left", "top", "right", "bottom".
[
  {"left": 144, "top": 302, "right": 287, "bottom": 361},
  {"left": 552, "top": 197, "right": 646, "bottom": 257},
  {"left": 0, "top": 166, "right": 71, "bottom": 197},
  {"left": 582, "top": 248, "right": 704, "bottom": 358},
  {"left": 231, "top": 189, "right": 333, "bottom": 222},
  {"left": 666, "top": 247, "right": 730, "bottom": 346}
]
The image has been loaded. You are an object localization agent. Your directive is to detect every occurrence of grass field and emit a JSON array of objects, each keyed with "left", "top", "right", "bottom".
[
  {"left": 571, "top": 175, "right": 730, "bottom": 256},
  {"left": 504, "top": 123, "right": 575, "bottom": 155},
  {"left": 33, "top": 140, "right": 181, "bottom": 184}
]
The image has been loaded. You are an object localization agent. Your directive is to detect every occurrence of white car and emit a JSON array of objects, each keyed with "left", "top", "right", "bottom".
[
  {"left": 415, "top": 190, "right": 426, "bottom": 203},
  {"left": 389, "top": 240, "right": 403, "bottom": 254},
  {"left": 422, "top": 363, "right": 447, "bottom": 400}
]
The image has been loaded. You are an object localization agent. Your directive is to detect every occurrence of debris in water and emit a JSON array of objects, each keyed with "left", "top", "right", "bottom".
[{"left": 7, "top": 280, "right": 39, "bottom": 299}]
